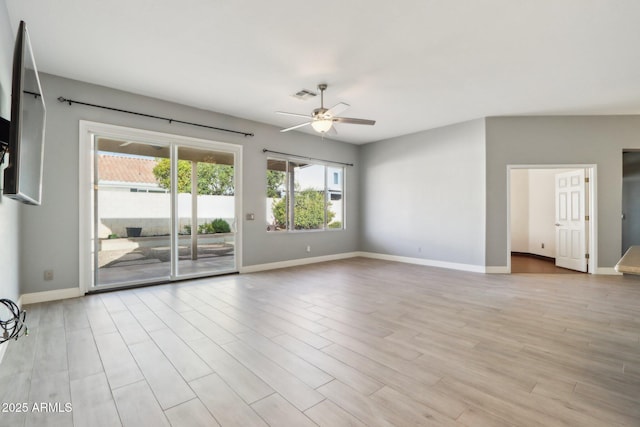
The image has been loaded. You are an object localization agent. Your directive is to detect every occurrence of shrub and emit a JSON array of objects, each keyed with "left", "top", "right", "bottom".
[
  {"left": 198, "top": 218, "right": 231, "bottom": 234},
  {"left": 212, "top": 218, "right": 231, "bottom": 233},
  {"left": 328, "top": 221, "right": 342, "bottom": 229},
  {"left": 271, "top": 189, "right": 335, "bottom": 230}
]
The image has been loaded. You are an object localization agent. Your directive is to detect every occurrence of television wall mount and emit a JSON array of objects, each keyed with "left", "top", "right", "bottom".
[
  {"left": 0, "top": 91, "right": 40, "bottom": 166},
  {"left": 0, "top": 116, "right": 9, "bottom": 166},
  {"left": 0, "top": 298, "right": 28, "bottom": 343}
]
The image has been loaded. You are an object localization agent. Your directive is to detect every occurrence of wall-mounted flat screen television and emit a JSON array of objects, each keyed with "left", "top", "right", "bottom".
[{"left": 2, "top": 21, "right": 46, "bottom": 206}]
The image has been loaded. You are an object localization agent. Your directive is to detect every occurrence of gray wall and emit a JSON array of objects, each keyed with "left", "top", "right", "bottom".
[
  {"left": 486, "top": 116, "right": 640, "bottom": 268},
  {"left": 7, "top": 6, "right": 640, "bottom": 297},
  {"left": 360, "top": 119, "right": 486, "bottom": 266},
  {"left": 21, "top": 73, "right": 359, "bottom": 294},
  {"left": 0, "top": 3, "right": 21, "bottom": 303},
  {"left": 509, "top": 169, "right": 529, "bottom": 253}
]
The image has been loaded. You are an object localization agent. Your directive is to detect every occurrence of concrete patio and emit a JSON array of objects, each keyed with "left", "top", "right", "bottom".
[{"left": 97, "top": 234, "right": 235, "bottom": 286}]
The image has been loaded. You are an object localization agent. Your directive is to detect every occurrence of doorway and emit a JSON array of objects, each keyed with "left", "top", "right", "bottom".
[
  {"left": 79, "top": 122, "right": 242, "bottom": 292},
  {"left": 622, "top": 151, "right": 640, "bottom": 254},
  {"left": 507, "top": 165, "right": 597, "bottom": 274}
]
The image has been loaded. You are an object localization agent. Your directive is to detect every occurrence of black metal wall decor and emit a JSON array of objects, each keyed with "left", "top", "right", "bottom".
[{"left": 0, "top": 298, "right": 28, "bottom": 343}]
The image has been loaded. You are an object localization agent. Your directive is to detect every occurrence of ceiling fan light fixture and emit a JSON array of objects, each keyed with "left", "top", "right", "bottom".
[
  {"left": 278, "top": 83, "right": 374, "bottom": 134},
  {"left": 311, "top": 119, "right": 333, "bottom": 133}
]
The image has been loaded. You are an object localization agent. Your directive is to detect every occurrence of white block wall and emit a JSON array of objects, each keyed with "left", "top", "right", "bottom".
[{"left": 97, "top": 191, "right": 235, "bottom": 237}]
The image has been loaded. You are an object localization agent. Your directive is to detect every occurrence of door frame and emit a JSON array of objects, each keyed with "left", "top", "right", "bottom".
[
  {"left": 506, "top": 164, "right": 597, "bottom": 274},
  {"left": 78, "top": 120, "right": 243, "bottom": 293},
  {"left": 622, "top": 150, "right": 640, "bottom": 254}
]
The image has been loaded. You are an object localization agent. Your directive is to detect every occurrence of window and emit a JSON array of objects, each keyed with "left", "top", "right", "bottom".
[{"left": 266, "top": 158, "right": 344, "bottom": 231}]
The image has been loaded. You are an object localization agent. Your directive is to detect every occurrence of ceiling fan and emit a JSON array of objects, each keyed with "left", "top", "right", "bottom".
[{"left": 277, "top": 84, "right": 375, "bottom": 134}]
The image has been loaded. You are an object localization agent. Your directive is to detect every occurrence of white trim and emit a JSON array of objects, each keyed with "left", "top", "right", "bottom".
[
  {"left": 589, "top": 166, "right": 599, "bottom": 274},
  {"left": 0, "top": 341, "right": 8, "bottom": 365},
  {"left": 233, "top": 145, "right": 243, "bottom": 272},
  {"left": 485, "top": 266, "right": 510, "bottom": 274},
  {"left": 506, "top": 164, "right": 598, "bottom": 274},
  {"left": 240, "top": 252, "right": 359, "bottom": 273},
  {"left": 170, "top": 144, "right": 178, "bottom": 279},
  {"left": 241, "top": 251, "right": 512, "bottom": 275},
  {"left": 356, "top": 251, "right": 488, "bottom": 273},
  {"left": 79, "top": 123, "right": 92, "bottom": 294},
  {"left": 20, "top": 287, "right": 84, "bottom": 305},
  {"left": 596, "top": 267, "right": 623, "bottom": 275}
]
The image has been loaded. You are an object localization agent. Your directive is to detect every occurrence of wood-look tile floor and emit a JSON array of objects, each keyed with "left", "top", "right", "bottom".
[
  {"left": 1, "top": 257, "right": 639, "bottom": 426},
  {"left": 511, "top": 254, "right": 583, "bottom": 274}
]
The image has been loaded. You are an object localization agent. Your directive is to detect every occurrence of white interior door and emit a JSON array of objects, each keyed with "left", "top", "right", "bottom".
[{"left": 555, "top": 170, "right": 588, "bottom": 272}]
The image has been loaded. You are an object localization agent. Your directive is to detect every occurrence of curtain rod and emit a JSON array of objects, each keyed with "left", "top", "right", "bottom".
[
  {"left": 262, "top": 148, "right": 354, "bottom": 166},
  {"left": 57, "top": 96, "right": 254, "bottom": 137}
]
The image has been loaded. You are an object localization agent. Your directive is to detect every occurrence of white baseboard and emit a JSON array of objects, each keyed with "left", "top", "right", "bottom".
[
  {"left": 596, "top": 267, "right": 623, "bottom": 275},
  {"left": 240, "top": 252, "right": 359, "bottom": 273},
  {"left": 243, "top": 252, "right": 620, "bottom": 276},
  {"left": 485, "top": 266, "right": 510, "bottom": 274},
  {"left": 20, "top": 287, "right": 84, "bottom": 305},
  {"left": 356, "top": 251, "right": 488, "bottom": 273},
  {"left": 0, "top": 341, "right": 8, "bottom": 365}
]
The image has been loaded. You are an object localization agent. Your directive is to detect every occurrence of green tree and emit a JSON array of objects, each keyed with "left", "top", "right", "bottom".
[
  {"left": 272, "top": 189, "right": 334, "bottom": 230},
  {"left": 152, "top": 159, "right": 234, "bottom": 195},
  {"left": 267, "top": 170, "right": 285, "bottom": 198}
]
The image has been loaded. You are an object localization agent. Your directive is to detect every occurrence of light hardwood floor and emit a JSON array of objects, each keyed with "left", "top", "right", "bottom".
[
  {"left": 1, "top": 257, "right": 639, "bottom": 426},
  {"left": 510, "top": 254, "right": 582, "bottom": 274}
]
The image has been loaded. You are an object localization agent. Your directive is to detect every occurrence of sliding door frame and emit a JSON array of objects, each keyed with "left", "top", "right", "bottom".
[{"left": 79, "top": 121, "right": 243, "bottom": 293}]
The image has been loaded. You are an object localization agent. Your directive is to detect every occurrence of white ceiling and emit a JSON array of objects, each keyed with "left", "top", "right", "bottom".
[{"left": 6, "top": 0, "right": 640, "bottom": 144}]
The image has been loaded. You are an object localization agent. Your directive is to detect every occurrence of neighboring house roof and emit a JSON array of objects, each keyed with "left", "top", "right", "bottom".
[{"left": 98, "top": 154, "right": 159, "bottom": 185}]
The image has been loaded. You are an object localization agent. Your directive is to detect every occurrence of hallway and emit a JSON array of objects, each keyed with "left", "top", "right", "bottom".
[{"left": 511, "top": 253, "right": 582, "bottom": 274}]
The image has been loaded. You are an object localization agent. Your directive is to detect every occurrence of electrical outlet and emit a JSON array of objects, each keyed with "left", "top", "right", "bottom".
[
  {"left": 44, "top": 270, "right": 54, "bottom": 281},
  {"left": 306, "top": 245, "right": 311, "bottom": 253},
  {"left": 541, "top": 243, "right": 545, "bottom": 249}
]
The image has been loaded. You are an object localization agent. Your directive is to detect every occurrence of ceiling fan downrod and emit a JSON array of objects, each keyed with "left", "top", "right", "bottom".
[{"left": 318, "top": 83, "right": 328, "bottom": 110}]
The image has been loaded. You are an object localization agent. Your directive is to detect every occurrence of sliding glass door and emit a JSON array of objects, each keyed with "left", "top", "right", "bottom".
[
  {"left": 175, "top": 146, "right": 236, "bottom": 278},
  {"left": 90, "top": 131, "right": 239, "bottom": 290},
  {"left": 95, "top": 139, "right": 172, "bottom": 286}
]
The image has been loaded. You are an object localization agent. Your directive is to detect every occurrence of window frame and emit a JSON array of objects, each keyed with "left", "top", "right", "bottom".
[{"left": 266, "top": 156, "right": 345, "bottom": 232}]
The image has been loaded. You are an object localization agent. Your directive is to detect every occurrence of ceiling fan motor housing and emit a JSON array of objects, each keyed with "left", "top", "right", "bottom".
[
  {"left": 277, "top": 82, "right": 375, "bottom": 133},
  {"left": 313, "top": 107, "right": 330, "bottom": 119}
]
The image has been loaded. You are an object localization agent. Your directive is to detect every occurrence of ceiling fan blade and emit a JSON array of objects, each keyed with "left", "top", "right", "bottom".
[
  {"left": 333, "top": 117, "right": 376, "bottom": 126},
  {"left": 281, "top": 122, "right": 311, "bottom": 132},
  {"left": 276, "top": 111, "right": 311, "bottom": 119},
  {"left": 326, "top": 102, "right": 350, "bottom": 117}
]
